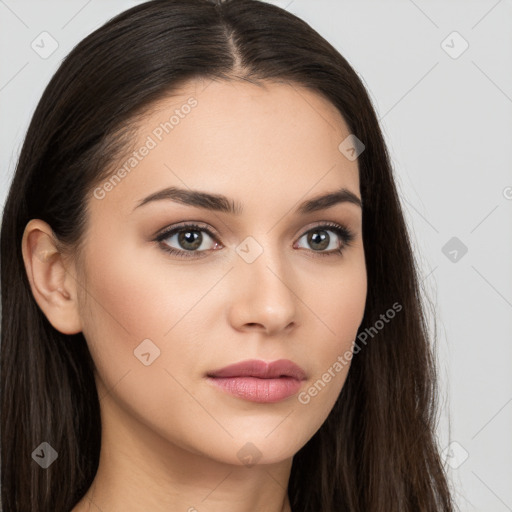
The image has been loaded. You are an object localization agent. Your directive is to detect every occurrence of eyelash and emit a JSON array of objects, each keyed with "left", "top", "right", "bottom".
[{"left": 154, "top": 221, "right": 355, "bottom": 259}]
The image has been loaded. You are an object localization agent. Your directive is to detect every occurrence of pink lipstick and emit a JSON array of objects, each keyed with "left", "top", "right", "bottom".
[{"left": 206, "top": 359, "right": 307, "bottom": 403}]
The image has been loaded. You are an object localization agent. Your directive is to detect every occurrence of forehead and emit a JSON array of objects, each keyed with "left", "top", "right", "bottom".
[{"left": 91, "top": 78, "right": 360, "bottom": 217}]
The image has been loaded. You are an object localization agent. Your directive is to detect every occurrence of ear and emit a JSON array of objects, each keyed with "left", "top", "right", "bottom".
[{"left": 21, "top": 219, "right": 82, "bottom": 335}]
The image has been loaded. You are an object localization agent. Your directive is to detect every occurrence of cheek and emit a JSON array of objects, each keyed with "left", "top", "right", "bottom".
[
  {"left": 306, "top": 253, "right": 367, "bottom": 349},
  {"left": 298, "top": 255, "right": 366, "bottom": 407},
  {"left": 77, "top": 239, "right": 211, "bottom": 385},
  {"left": 332, "top": 269, "right": 367, "bottom": 344},
  {"left": 82, "top": 234, "right": 220, "bottom": 337},
  {"left": 77, "top": 242, "right": 225, "bottom": 442}
]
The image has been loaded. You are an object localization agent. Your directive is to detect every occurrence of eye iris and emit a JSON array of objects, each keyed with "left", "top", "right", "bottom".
[
  {"left": 308, "top": 230, "right": 329, "bottom": 251},
  {"left": 178, "top": 230, "right": 202, "bottom": 250}
]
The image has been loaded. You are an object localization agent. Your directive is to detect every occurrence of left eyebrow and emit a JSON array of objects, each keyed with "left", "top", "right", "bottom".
[
  {"left": 132, "top": 185, "right": 362, "bottom": 215},
  {"left": 296, "top": 188, "right": 363, "bottom": 214}
]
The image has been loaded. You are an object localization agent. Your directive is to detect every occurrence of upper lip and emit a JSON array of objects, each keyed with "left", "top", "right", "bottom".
[{"left": 207, "top": 359, "right": 307, "bottom": 380}]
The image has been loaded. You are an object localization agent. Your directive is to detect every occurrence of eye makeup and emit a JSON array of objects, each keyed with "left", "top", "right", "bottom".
[{"left": 153, "top": 220, "right": 355, "bottom": 259}]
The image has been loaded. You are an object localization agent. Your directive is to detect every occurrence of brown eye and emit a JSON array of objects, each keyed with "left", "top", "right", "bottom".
[
  {"left": 294, "top": 223, "right": 355, "bottom": 256},
  {"left": 156, "top": 223, "right": 221, "bottom": 258}
]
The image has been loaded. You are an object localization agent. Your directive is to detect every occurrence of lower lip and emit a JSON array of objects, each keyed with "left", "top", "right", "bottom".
[{"left": 207, "top": 376, "right": 303, "bottom": 403}]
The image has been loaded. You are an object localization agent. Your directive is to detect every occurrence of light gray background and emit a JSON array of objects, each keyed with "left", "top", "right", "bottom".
[{"left": 1, "top": 1, "right": 511, "bottom": 510}]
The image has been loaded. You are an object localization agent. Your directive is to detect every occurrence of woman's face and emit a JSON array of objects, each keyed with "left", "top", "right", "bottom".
[{"left": 76, "top": 78, "right": 367, "bottom": 466}]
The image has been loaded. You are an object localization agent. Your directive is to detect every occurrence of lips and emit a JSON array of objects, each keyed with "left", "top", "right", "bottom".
[
  {"left": 207, "top": 359, "right": 307, "bottom": 380},
  {"left": 206, "top": 359, "right": 307, "bottom": 403}
]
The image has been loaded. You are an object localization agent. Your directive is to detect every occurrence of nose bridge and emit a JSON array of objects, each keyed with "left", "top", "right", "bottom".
[{"left": 229, "top": 234, "right": 298, "bottom": 332}]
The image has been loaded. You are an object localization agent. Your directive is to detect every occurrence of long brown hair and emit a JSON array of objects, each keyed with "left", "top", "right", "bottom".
[{"left": 1, "top": 0, "right": 455, "bottom": 510}]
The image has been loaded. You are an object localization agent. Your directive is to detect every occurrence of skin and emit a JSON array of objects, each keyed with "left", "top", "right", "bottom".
[{"left": 22, "top": 78, "right": 367, "bottom": 512}]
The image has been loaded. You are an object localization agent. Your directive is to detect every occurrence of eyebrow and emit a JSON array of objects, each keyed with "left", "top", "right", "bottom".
[{"left": 132, "top": 186, "right": 362, "bottom": 215}]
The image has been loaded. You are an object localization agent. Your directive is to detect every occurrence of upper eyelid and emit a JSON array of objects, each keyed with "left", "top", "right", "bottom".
[
  {"left": 156, "top": 220, "right": 352, "bottom": 236},
  {"left": 155, "top": 221, "right": 218, "bottom": 239}
]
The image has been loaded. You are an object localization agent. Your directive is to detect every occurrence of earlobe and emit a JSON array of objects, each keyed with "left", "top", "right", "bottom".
[{"left": 21, "top": 219, "right": 82, "bottom": 335}]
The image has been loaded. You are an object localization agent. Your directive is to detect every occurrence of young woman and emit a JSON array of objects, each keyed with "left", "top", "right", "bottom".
[{"left": 1, "top": 0, "right": 455, "bottom": 510}]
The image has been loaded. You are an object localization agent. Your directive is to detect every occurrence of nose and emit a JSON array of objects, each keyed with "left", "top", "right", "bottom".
[{"left": 226, "top": 246, "right": 298, "bottom": 336}]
